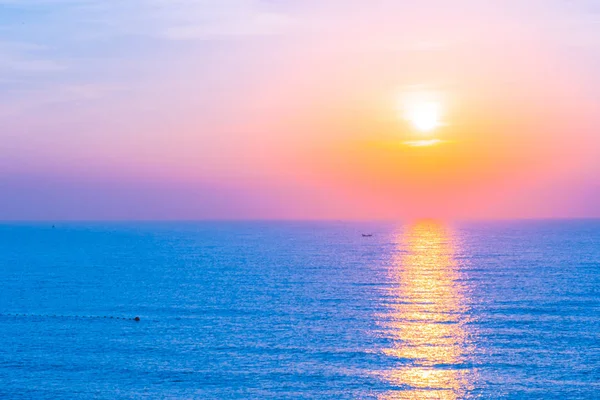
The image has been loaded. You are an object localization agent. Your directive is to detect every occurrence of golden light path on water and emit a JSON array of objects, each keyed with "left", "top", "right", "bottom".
[{"left": 378, "top": 221, "right": 475, "bottom": 399}]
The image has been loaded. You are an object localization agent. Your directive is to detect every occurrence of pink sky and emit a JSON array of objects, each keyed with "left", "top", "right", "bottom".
[{"left": 1, "top": 0, "right": 599, "bottom": 219}]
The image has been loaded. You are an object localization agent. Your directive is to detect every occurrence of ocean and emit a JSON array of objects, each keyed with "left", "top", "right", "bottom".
[{"left": 1, "top": 220, "right": 599, "bottom": 399}]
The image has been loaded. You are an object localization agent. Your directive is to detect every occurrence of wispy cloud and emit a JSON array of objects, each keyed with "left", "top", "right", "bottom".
[
  {"left": 146, "top": 0, "right": 294, "bottom": 39},
  {"left": 0, "top": 41, "right": 66, "bottom": 73},
  {"left": 403, "top": 139, "right": 445, "bottom": 147},
  {"left": 0, "top": 82, "right": 125, "bottom": 119},
  {"left": 161, "top": 11, "right": 292, "bottom": 40},
  {"left": 1, "top": 0, "right": 293, "bottom": 41}
]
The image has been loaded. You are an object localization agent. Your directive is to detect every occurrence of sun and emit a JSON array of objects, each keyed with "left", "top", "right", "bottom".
[
  {"left": 398, "top": 89, "right": 444, "bottom": 134},
  {"left": 405, "top": 100, "right": 441, "bottom": 132}
]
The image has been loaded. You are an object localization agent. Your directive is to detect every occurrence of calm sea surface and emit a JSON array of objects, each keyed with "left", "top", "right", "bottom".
[{"left": 1, "top": 221, "right": 599, "bottom": 399}]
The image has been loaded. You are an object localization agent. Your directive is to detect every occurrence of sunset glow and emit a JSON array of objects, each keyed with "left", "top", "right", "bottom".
[
  {"left": 1, "top": 0, "right": 599, "bottom": 220},
  {"left": 2, "top": 2, "right": 600, "bottom": 399}
]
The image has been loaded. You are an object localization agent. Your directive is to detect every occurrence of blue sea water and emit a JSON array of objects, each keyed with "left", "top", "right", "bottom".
[{"left": 1, "top": 220, "right": 599, "bottom": 399}]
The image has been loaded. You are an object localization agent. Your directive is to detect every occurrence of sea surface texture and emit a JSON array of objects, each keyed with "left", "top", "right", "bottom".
[{"left": 1, "top": 221, "right": 599, "bottom": 399}]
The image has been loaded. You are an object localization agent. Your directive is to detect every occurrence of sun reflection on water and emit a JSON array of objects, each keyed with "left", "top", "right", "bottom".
[{"left": 379, "top": 221, "right": 474, "bottom": 399}]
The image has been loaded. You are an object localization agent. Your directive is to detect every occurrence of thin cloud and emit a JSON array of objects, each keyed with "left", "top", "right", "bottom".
[
  {"left": 1, "top": 0, "right": 293, "bottom": 40},
  {"left": 0, "top": 83, "right": 124, "bottom": 119},
  {"left": 161, "top": 12, "right": 292, "bottom": 40},
  {"left": 0, "top": 41, "right": 66, "bottom": 73},
  {"left": 144, "top": 0, "right": 294, "bottom": 40}
]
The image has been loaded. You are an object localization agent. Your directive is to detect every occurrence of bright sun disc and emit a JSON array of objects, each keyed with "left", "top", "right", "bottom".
[
  {"left": 405, "top": 100, "right": 441, "bottom": 132},
  {"left": 398, "top": 89, "right": 445, "bottom": 134}
]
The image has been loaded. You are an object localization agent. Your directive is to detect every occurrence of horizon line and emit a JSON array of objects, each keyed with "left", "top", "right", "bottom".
[{"left": 1, "top": 217, "right": 599, "bottom": 224}]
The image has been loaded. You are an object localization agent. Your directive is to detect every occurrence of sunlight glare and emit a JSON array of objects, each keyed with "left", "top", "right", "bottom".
[
  {"left": 407, "top": 101, "right": 441, "bottom": 132},
  {"left": 378, "top": 222, "right": 474, "bottom": 399},
  {"left": 399, "top": 89, "right": 445, "bottom": 134}
]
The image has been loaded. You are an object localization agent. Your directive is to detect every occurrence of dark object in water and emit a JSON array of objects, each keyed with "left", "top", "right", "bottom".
[
  {"left": 362, "top": 234, "right": 373, "bottom": 237},
  {"left": 134, "top": 316, "right": 140, "bottom": 321}
]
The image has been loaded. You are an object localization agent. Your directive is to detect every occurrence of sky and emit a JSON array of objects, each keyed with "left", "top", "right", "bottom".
[{"left": 1, "top": 0, "right": 599, "bottom": 220}]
